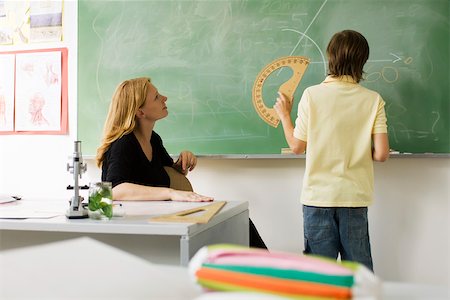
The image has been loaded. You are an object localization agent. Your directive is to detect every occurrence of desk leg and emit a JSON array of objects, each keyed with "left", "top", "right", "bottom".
[{"left": 179, "top": 210, "right": 249, "bottom": 266}]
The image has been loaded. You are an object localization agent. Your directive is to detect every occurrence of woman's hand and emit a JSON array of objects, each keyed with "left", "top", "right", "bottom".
[
  {"left": 175, "top": 151, "right": 197, "bottom": 175},
  {"left": 273, "top": 92, "right": 293, "bottom": 122},
  {"left": 169, "top": 189, "right": 214, "bottom": 202}
]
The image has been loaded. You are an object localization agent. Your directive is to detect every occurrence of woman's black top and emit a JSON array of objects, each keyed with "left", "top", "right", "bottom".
[{"left": 101, "top": 131, "right": 173, "bottom": 188}]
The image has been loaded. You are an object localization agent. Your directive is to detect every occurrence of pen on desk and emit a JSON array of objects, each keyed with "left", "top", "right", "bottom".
[
  {"left": 82, "top": 203, "right": 122, "bottom": 209},
  {"left": 112, "top": 203, "right": 125, "bottom": 217}
]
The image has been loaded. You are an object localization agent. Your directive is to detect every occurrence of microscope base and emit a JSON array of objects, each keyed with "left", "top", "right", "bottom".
[{"left": 66, "top": 209, "right": 89, "bottom": 219}]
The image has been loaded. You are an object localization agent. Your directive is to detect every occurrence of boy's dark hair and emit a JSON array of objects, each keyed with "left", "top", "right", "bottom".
[{"left": 326, "top": 30, "right": 369, "bottom": 83}]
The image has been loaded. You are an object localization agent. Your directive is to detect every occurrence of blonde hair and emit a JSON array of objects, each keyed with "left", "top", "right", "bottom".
[{"left": 96, "top": 77, "right": 151, "bottom": 168}]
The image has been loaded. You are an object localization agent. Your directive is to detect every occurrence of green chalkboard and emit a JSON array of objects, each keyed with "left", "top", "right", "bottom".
[{"left": 78, "top": 0, "right": 449, "bottom": 156}]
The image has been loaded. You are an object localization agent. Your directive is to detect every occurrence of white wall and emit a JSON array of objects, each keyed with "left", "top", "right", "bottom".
[
  {"left": 0, "top": 0, "right": 448, "bottom": 289},
  {"left": 83, "top": 157, "right": 450, "bottom": 287},
  {"left": 189, "top": 157, "right": 450, "bottom": 287},
  {"left": 0, "top": 0, "right": 78, "bottom": 199}
]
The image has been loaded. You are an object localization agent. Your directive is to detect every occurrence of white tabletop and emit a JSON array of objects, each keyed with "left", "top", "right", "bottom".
[{"left": 0, "top": 198, "right": 248, "bottom": 236}]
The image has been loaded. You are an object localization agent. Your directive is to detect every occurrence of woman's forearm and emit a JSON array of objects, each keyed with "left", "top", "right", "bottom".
[
  {"left": 112, "top": 182, "right": 213, "bottom": 202},
  {"left": 112, "top": 182, "right": 174, "bottom": 201}
]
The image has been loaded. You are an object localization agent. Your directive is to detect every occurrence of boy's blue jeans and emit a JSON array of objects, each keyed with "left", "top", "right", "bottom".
[{"left": 303, "top": 205, "right": 374, "bottom": 271}]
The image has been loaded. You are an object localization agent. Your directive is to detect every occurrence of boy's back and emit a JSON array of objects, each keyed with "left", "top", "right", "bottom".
[{"left": 294, "top": 75, "right": 387, "bottom": 207}]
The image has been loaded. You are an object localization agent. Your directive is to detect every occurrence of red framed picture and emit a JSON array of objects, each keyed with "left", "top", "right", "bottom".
[{"left": 0, "top": 47, "right": 68, "bottom": 134}]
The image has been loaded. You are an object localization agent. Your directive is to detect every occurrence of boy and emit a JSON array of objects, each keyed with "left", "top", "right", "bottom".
[{"left": 274, "top": 30, "right": 390, "bottom": 271}]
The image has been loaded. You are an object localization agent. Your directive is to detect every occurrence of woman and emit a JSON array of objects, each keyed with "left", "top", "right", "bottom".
[
  {"left": 96, "top": 77, "right": 266, "bottom": 248},
  {"left": 96, "top": 77, "right": 212, "bottom": 202}
]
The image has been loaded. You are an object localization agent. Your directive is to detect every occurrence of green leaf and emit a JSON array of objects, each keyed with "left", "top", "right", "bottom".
[
  {"left": 99, "top": 201, "right": 110, "bottom": 208},
  {"left": 88, "top": 200, "right": 99, "bottom": 211},
  {"left": 90, "top": 193, "right": 101, "bottom": 203},
  {"left": 99, "top": 187, "right": 112, "bottom": 199},
  {"left": 101, "top": 205, "right": 113, "bottom": 219},
  {"left": 88, "top": 193, "right": 102, "bottom": 211}
]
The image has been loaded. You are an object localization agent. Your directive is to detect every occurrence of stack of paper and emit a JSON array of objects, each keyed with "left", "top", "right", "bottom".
[{"left": 189, "top": 244, "right": 381, "bottom": 299}]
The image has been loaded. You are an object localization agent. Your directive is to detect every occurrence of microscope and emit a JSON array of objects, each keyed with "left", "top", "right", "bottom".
[{"left": 66, "top": 141, "right": 88, "bottom": 219}]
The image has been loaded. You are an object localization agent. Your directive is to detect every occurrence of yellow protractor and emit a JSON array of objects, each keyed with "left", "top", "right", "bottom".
[{"left": 252, "top": 56, "right": 310, "bottom": 127}]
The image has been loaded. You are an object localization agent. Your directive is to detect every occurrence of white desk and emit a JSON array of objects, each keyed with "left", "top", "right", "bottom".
[
  {"left": 0, "top": 199, "right": 249, "bottom": 266},
  {"left": 0, "top": 237, "right": 202, "bottom": 300}
]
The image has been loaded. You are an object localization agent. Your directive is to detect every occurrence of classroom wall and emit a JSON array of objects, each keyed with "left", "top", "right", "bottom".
[
  {"left": 0, "top": 0, "right": 448, "bottom": 289},
  {"left": 0, "top": 1, "right": 77, "bottom": 199},
  {"left": 81, "top": 157, "right": 450, "bottom": 287},
  {"left": 188, "top": 157, "right": 450, "bottom": 287}
]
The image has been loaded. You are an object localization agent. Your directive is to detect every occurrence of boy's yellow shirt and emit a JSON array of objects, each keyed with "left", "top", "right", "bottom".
[{"left": 294, "top": 76, "right": 388, "bottom": 207}]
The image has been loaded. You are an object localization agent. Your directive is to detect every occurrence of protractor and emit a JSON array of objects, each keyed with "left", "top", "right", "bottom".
[{"left": 252, "top": 56, "right": 310, "bottom": 127}]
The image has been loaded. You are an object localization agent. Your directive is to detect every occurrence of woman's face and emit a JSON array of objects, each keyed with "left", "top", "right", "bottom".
[{"left": 138, "top": 83, "right": 168, "bottom": 121}]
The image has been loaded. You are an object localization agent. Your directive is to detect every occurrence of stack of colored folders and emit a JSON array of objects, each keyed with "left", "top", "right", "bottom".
[{"left": 189, "top": 244, "right": 381, "bottom": 300}]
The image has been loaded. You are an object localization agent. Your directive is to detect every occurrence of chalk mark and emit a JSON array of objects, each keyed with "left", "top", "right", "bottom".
[
  {"left": 288, "top": 0, "right": 327, "bottom": 57},
  {"left": 431, "top": 111, "right": 440, "bottom": 137},
  {"left": 281, "top": 29, "right": 327, "bottom": 76},
  {"left": 91, "top": 11, "right": 106, "bottom": 104},
  {"left": 389, "top": 53, "right": 402, "bottom": 63},
  {"left": 277, "top": 0, "right": 328, "bottom": 76}
]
